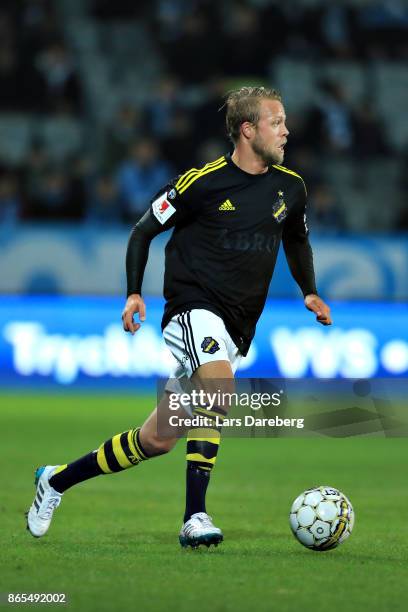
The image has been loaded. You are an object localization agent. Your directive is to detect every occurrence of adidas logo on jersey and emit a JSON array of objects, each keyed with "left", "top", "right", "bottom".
[{"left": 219, "top": 199, "right": 235, "bottom": 211}]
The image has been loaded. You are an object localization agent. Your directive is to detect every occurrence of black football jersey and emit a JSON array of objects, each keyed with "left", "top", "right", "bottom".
[{"left": 145, "top": 153, "right": 315, "bottom": 355}]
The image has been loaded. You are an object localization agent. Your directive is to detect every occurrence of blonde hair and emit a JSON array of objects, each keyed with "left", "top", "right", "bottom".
[{"left": 225, "top": 86, "right": 282, "bottom": 144}]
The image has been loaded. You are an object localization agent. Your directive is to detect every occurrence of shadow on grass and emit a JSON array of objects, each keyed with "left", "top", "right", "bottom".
[{"left": 23, "top": 526, "right": 404, "bottom": 567}]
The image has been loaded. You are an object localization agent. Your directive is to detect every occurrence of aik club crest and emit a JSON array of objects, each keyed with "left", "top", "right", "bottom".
[
  {"left": 272, "top": 190, "right": 287, "bottom": 223},
  {"left": 201, "top": 337, "right": 220, "bottom": 354}
]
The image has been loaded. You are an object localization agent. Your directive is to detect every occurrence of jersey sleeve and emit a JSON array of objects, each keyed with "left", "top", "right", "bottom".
[
  {"left": 282, "top": 180, "right": 317, "bottom": 297},
  {"left": 126, "top": 169, "right": 204, "bottom": 296},
  {"left": 282, "top": 180, "right": 309, "bottom": 241},
  {"left": 149, "top": 169, "right": 203, "bottom": 231}
]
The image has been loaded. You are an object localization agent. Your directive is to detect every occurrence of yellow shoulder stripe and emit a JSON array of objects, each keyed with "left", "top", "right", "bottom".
[
  {"left": 176, "top": 157, "right": 227, "bottom": 194},
  {"left": 179, "top": 160, "right": 227, "bottom": 194},
  {"left": 176, "top": 156, "right": 225, "bottom": 191},
  {"left": 176, "top": 168, "right": 199, "bottom": 191},
  {"left": 272, "top": 164, "right": 307, "bottom": 194},
  {"left": 272, "top": 164, "right": 303, "bottom": 180}
]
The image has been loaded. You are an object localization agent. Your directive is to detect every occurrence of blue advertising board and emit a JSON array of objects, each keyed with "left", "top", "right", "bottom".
[
  {"left": 1, "top": 227, "right": 408, "bottom": 300},
  {"left": 0, "top": 296, "right": 407, "bottom": 389}
]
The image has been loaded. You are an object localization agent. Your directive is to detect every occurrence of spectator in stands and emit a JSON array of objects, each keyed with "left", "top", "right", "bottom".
[
  {"left": 12, "top": 1, "right": 62, "bottom": 110},
  {"left": 196, "top": 138, "right": 225, "bottom": 166},
  {"left": 18, "top": 0, "right": 61, "bottom": 57},
  {"left": 309, "top": 182, "right": 346, "bottom": 235},
  {"left": 91, "top": 0, "right": 146, "bottom": 20},
  {"left": 278, "top": 114, "right": 311, "bottom": 161},
  {"left": 70, "top": 154, "right": 91, "bottom": 216},
  {"left": 146, "top": 75, "right": 182, "bottom": 139},
  {"left": 319, "top": 2, "right": 354, "bottom": 59},
  {"left": 259, "top": 3, "right": 288, "bottom": 58},
  {"left": 393, "top": 136, "right": 408, "bottom": 230},
  {"left": 0, "top": 9, "right": 16, "bottom": 50},
  {"left": 0, "top": 171, "right": 20, "bottom": 226},
  {"left": 162, "top": 11, "right": 220, "bottom": 84},
  {"left": 192, "top": 76, "right": 230, "bottom": 145},
  {"left": 305, "top": 79, "right": 355, "bottom": 154},
  {"left": 222, "top": 4, "right": 266, "bottom": 76},
  {"left": 267, "top": 3, "right": 317, "bottom": 59},
  {"left": 395, "top": 206, "right": 408, "bottom": 232},
  {"left": 25, "top": 166, "right": 83, "bottom": 221},
  {"left": 34, "top": 41, "right": 83, "bottom": 115},
  {"left": 86, "top": 176, "right": 122, "bottom": 224},
  {"left": 22, "top": 144, "right": 48, "bottom": 215},
  {"left": 153, "top": 0, "right": 193, "bottom": 43},
  {"left": 160, "top": 109, "right": 196, "bottom": 173},
  {"left": 104, "top": 103, "right": 144, "bottom": 172},
  {"left": 0, "top": 8, "right": 35, "bottom": 112},
  {"left": 356, "top": 1, "right": 408, "bottom": 59},
  {"left": 116, "top": 138, "right": 173, "bottom": 223},
  {"left": 399, "top": 142, "right": 408, "bottom": 192},
  {"left": 395, "top": 143, "right": 408, "bottom": 231},
  {"left": 0, "top": 46, "right": 24, "bottom": 111},
  {"left": 31, "top": 167, "right": 70, "bottom": 220},
  {"left": 353, "top": 99, "right": 390, "bottom": 158},
  {"left": 285, "top": 146, "right": 324, "bottom": 194}
]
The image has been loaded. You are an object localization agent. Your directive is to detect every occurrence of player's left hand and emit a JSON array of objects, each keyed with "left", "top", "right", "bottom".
[{"left": 304, "top": 294, "right": 332, "bottom": 326}]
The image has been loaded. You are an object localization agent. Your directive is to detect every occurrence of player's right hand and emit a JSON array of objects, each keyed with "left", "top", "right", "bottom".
[{"left": 122, "top": 293, "right": 146, "bottom": 334}]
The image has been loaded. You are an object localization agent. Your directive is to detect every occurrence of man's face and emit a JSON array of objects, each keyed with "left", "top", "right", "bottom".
[{"left": 250, "top": 99, "right": 289, "bottom": 165}]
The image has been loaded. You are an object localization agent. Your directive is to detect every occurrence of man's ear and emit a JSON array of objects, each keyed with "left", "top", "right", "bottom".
[{"left": 241, "top": 121, "right": 254, "bottom": 140}]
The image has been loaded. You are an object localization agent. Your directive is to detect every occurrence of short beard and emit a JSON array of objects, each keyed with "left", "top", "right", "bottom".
[{"left": 252, "top": 135, "right": 283, "bottom": 166}]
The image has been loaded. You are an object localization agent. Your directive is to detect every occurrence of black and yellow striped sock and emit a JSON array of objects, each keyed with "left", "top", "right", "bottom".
[
  {"left": 49, "top": 427, "right": 149, "bottom": 493},
  {"left": 184, "top": 406, "right": 225, "bottom": 522}
]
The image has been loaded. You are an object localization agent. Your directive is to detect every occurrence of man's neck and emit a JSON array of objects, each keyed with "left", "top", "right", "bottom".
[{"left": 231, "top": 148, "right": 269, "bottom": 175}]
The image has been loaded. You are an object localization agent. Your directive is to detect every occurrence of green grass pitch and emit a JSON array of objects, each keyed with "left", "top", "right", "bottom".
[{"left": 1, "top": 393, "right": 407, "bottom": 612}]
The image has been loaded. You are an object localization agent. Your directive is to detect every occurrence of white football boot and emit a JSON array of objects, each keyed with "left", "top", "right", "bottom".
[
  {"left": 26, "top": 466, "right": 63, "bottom": 538},
  {"left": 179, "top": 512, "right": 223, "bottom": 548}
]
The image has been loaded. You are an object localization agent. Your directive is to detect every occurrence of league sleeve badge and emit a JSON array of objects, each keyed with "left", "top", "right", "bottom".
[{"left": 152, "top": 192, "right": 176, "bottom": 224}]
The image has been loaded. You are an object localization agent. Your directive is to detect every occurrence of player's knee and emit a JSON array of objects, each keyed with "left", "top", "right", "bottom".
[
  {"left": 192, "top": 360, "right": 236, "bottom": 413},
  {"left": 140, "top": 431, "right": 176, "bottom": 457},
  {"left": 194, "top": 359, "right": 234, "bottom": 383}
]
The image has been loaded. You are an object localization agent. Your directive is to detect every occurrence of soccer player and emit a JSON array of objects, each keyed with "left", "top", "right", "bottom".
[{"left": 27, "top": 87, "right": 331, "bottom": 547}]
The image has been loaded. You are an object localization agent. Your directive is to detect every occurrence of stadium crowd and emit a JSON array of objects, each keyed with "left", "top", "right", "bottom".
[{"left": 0, "top": 0, "right": 407, "bottom": 232}]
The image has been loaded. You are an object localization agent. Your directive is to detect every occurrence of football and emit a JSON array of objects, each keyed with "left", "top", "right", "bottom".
[{"left": 289, "top": 485, "right": 354, "bottom": 551}]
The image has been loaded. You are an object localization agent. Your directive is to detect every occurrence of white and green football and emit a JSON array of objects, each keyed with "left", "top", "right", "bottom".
[{"left": 289, "top": 486, "right": 354, "bottom": 551}]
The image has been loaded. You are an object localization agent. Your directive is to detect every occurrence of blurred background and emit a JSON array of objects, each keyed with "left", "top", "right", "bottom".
[{"left": 0, "top": 0, "right": 407, "bottom": 387}]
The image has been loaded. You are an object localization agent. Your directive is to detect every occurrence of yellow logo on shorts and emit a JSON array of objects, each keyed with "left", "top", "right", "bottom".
[{"left": 201, "top": 337, "right": 220, "bottom": 354}]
